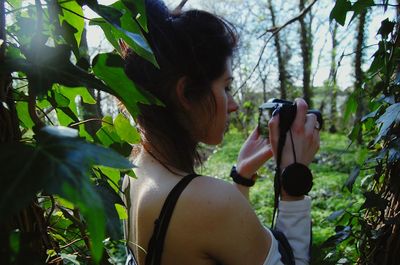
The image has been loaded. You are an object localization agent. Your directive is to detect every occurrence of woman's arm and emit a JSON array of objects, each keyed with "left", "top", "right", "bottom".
[{"left": 235, "top": 128, "right": 273, "bottom": 200}]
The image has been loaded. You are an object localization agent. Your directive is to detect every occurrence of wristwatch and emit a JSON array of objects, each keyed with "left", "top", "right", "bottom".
[{"left": 230, "top": 166, "right": 256, "bottom": 187}]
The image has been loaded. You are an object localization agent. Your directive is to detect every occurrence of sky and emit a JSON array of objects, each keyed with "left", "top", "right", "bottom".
[{"left": 84, "top": 0, "right": 398, "bottom": 91}]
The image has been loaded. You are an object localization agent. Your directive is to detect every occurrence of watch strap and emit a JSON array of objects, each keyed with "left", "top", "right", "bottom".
[{"left": 230, "top": 166, "right": 255, "bottom": 187}]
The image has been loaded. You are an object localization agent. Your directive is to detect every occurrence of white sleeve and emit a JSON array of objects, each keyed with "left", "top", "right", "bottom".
[{"left": 275, "top": 196, "right": 312, "bottom": 265}]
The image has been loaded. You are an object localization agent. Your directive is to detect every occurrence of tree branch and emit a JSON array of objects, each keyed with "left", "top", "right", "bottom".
[
  {"left": 258, "top": 0, "right": 318, "bottom": 39},
  {"left": 234, "top": 0, "right": 318, "bottom": 96}
]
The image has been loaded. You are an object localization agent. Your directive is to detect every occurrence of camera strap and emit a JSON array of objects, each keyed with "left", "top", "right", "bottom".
[{"left": 271, "top": 129, "right": 295, "bottom": 228}]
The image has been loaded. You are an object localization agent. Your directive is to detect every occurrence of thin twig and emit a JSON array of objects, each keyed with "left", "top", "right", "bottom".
[
  {"left": 258, "top": 0, "right": 318, "bottom": 39},
  {"left": 36, "top": 105, "right": 55, "bottom": 125},
  {"left": 60, "top": 238, "right": 84, "bottom": 250},
  {"left": 69, "top": 118, "right": 112, "bottom": 127}
]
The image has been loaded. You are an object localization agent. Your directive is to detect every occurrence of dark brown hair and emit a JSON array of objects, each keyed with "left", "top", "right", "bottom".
[{"left": 124, "top": 0, "right": 237, "bottom": 174}]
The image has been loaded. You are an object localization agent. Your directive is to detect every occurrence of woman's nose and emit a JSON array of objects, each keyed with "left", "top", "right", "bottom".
[{"left": 228, "top": 95, "right": 239, "bottom": 113}]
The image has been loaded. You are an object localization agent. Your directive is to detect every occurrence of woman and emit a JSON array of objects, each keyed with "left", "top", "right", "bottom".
[{"left": 122, "top": 0, "right": 320, "bottom": 264}]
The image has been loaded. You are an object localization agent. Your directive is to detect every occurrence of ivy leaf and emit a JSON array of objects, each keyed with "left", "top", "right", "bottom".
[
  {"left": 325, "top": 209, "right": 345, "bottom": 222},
  {"left": 88, "top": 1, "right": 157, "bottom": 66},
  {"left": 344, "top": 166, "right": 360, "bottom": 192},
  {"left": 122, "top": 0, "right": 148, "bottom": 32},
  {"left": 362, "top": 191, "right": 389, "bottom": 210},
  {"left": 1, "top": 45, "right": 111, "bottom": 96},
  {"left": 92, "top": 53, "right": 161, "bottom": 117},
  {"left": 321, "top": 226, "right": 351, "bottom": 248},
  {"left": 59, "top": 0, "right": 85, "bottom": 47},
  {"left": 361, "top": 106, "right": 382, "bottom": 122},
  {"left": 378, "top": 18, "right": 395, "bottom": 39},
  {"left": 60, "top": 20, "right": 80, "bottom": 58},
  {"left": 15, "top": 101, "right": 35, "bottom": 129},
  {"left": 329, "top": 0, "right": 352, "bottom": 26},
  {"left": 375, "top": 103, "right": 400, "bottom": 143},
  {"left": 114, "top": 114, "right": 140, "bottom": 144},
  {"left": 95, "top": 116, "right": 133, "bottom": 156},
  {"left": 344, "top": 93, "right": 358, "bottom": 122},
  {"left": 0, "top": 126, "right": 133, "bottom": 262}
]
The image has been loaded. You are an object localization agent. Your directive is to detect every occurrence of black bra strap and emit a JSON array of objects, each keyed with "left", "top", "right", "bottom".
[{"left": 145, "top": 174, "right": 200, "bottom": 265}]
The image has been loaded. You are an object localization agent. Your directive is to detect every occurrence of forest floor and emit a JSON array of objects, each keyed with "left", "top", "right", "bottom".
[{"left": 198, "top": 127, "right": 364, "bottom": 263}]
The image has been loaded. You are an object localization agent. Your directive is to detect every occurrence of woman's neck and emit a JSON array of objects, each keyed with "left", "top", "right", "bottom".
[{"left": 135, "top": 146, "right": 189, "bottom": 178}]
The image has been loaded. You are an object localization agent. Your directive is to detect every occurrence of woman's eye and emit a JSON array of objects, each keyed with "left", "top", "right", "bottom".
[{"left": 225, "top": 86, "right": 231, "bottom": 92}]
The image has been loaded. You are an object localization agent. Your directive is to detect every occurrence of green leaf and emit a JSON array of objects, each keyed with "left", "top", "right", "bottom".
[
  {"left": 92, "top": 53, "right": 161, "bottom": 117},
  {"left": 329, "top": 0, "right": 352, "bottom": 26},
  {"left": 115, "top": 203, "right": 128, "bottom": 219},
  {"left": 361, "top": 106, "right": 382, "bottom": 122},
  {"left": 362, "top": 191, "right": 389, "bottom": 210},
  {"left": 16, "top": 101, "right": 35, "bottom": 129},
  {"left": 96, "top": 116, "right": 121, "bottom": 146},
  {"left": 348, "top": 123, "right": 361, "bottom": 142},
  {"left": 375, "top": 103, "right": 400, "bottom": 143},
  {"left": 344, "top": 166, "right": 360, "bottom": 192},
  {"left": 122, "top": 0, "right": 148, "bottom": 32},
  {"left": 88, "top": 1, "right": 157, "bottom": 66},
  {"left": 60, "top": 20, "right": 80, "bottom": 58},
  {"left": 321, "top": 226, "right": 351, "bottom": 248},
  {"left": 0, "top": 126, "right": 133, "bottom": 262},
  {"left": 114, "top": 114, "right": 140, "bottom": 144},
  {"left": 59, "top": 0, "right": 85, "bottom": 46},
  {"left": 58, "top": 86, "right": 96, "bottom": 104},
  {"left": 1, "top": 45, "right": 112, "bottom": 97},
  {"left": 325, "top": 209, "right": 345, "bottom": 222},
  {"left": 378, "top": 18, "right": 395, "bottom": 39},
  {"left": 344, "top": 93, "right": 358, "bottom": 122}
]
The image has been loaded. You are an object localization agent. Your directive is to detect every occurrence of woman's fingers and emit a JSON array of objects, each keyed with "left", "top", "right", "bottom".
[
  {"left": 304, "top": 114, "right": 317, "bottom": 138},
  {"left": 268, "top": 113, "right": 280, "bottom": 153},
  {"left": 292, "top": 98, "right": 308, "bottom": 132}
]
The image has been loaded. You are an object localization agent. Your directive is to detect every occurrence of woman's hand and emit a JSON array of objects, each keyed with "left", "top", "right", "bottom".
[
  {"left": 268, "top": 98, "right": 320, "bottom": 171},
  {"left": 236, "top": 127, "right": 273, "bottom": 179}
]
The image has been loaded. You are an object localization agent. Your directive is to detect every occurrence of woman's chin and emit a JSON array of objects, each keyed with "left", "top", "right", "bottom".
[{"left": 201, "top": 135, "right": 224, "bottom": 146}]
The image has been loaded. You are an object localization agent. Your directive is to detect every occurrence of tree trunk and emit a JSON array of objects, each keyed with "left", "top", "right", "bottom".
[
  {"left": 299, "top": 0, "right": 313, "bottom": 107},
  {"left": 329, "top": 24, "right": 338, "bottom": 133},
  {"left": 267, "top": 0, "right": 287, "bottom": 99},
  {"left": 353, "top": 10, "right": 367, "bottom": 144}
]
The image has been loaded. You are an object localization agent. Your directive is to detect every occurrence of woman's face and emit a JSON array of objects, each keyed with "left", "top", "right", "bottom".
[{"left": 197, "top": 59, "right": 239, "bottom": 145}]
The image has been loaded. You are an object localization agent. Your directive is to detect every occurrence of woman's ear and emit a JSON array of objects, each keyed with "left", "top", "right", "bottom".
[{"left": 175, "top": 76, "right": 192, "bottom": 110}]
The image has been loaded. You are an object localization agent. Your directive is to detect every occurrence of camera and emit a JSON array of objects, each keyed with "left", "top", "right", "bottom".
[{"left": 258, "top": 98, "right": 323, "bottom": 137}]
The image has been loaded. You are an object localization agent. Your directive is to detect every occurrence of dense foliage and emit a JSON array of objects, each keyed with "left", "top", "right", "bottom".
[
  {"left": 323, "top": 1, "right": 400, "bottom": 264},
  {"left": 0, "top": 0, "right": 154, "bottom": 263}
]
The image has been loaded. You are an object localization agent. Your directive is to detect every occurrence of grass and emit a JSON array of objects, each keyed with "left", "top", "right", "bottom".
[{"left": 198, "top": 127, "right": 364, "bottom": 261}]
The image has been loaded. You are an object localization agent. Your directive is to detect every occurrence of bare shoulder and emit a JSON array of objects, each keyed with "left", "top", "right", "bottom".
[
  {"left": 184, "top": 176, "right": 248, "bottom": 212},
  {"left": 173, "top": 175, "right": 271, "bottom": 264}
]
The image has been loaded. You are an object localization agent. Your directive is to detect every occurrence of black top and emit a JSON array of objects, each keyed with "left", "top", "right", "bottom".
[{"left": 145, "top": 173, "right": 202, "bottom": 265}]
